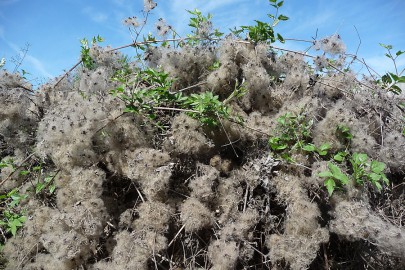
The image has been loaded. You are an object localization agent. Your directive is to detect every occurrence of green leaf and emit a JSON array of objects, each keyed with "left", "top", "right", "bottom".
[
  {"left": 44, "top": 176, "right": 54, "bottom": 183},
  {"left": 396, "top": 50, "right": 404, "bottom": 56},
  {"left": 32, "top": 166, "right": 42, "bottom": 171},
  {"left": 368, "top": 172, "right": 381, "bottom": 182},
  {"left": 277, "top": 33, "right": 285, "bottom": 43},
  {"left": 277, "top": 1, "right": 284, "bottom": 7},
  {"left": 337, "top": 125, "right": 353, "bottom": 140},
  {"left": 0, "top": 57, "right": 5, "bottom": 68},
  {"left": 278, "top": 14, "right": 289, "bottom": 20},
  {"left": 10, "top": 223, "right": 17, "bottom": 236},
  {"left": 9, "top": 217, "right": 25, "bottom": 236},
  {"left": 353, "top": 153, "right": 368, "bottom": 164},
  {"left": 381, "top": 174, "right": 389, "bottom": 184},
  {"left": 374, "top": 181, "right": 382, "bottom": 191},
  {"left": 96, "top": 35, "right": 104, "bottom": 42},
  {"left": 317, "top": 143, "right": 331, "bottom": 156},
  {"left": 302, "top": 144, "right": 316, "bottom": 152},
  {"left": 19, "top": 170, "right": 30, "bottom": 176},
  {"left": 328, "top": 162, "right": 349, "bottom": 184},
  {"left": 281, "top": 153, "right": 294, "bottom": 162},
  {"left": 371, "top": 160, "right": 385, "bottom": 173},
  {"left": 390, "top": 85, "right": 402, "bottom": 94},
  {"left": 379, "top": 43, "right": 393, "bottom": 50},
  {"left": 0, "top": 163, "right": 9, "bottom": 169},
  {"left": 389, "top": 72, "right": 399, "bottom": 81},
  {"left": 319, "top": 143, "right": 331, "bottom": 151},
  {"left": 268, "top": 137, "right": 287, "bottom": 150},
  {"left": 324, "top": 178, "right": 336, "bottom": 196},
  {"left": 36, "top": 183, "right": 45, "bottom": 194},
  {"left": 397, "top": 76, "right": 405, "bottom": 83},
  {"left": 49, "top": 185, "right": 56, "bottom": 194},
  {"left": 334, "top": 151, "right": 347, "bottom": 162},
  {"left": 318, "top": 171, "right": 333, "bottom": 178}
]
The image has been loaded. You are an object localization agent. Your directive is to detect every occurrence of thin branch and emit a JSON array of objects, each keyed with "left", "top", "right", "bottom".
[
  {"left": 316, "top": 80, "right": 353, "bottom": 96},
  {"left": 167, "top": 224, "right": 185, "bottom": 248},
  {"left": 216, "top": 112, "right": 238, "bottom": 158},
  {"left": 353, "top": 25, "right": 361, "bottom": 57},
  {"left": 12, "top": 43, "right": 30, "bottom": 73},
  {"left": 53, "top": 60, "right": 82, "bottom": 88},
  {"left": 0, "top": 153, "right": 35, "bottom": 187},
  {"left": 16, "top": 84, "right": 34, "bottom": 93},
  {"left": 107, "top": 37, "right": 221, "bottom": 52},
  {"left": 93, "top": 112, "right": 126, "bottom": 135},
  {"left": 346, "top": 25, "right": 361, "bottom": 71},
  {"left": 283, "top": 38, "right": 313, "bottom": 43},
  {"left": 176, "top": 81, "right": 206, "bottom": 92},
  {"left": 153, "top": 106, "right": 199, "bottom": 113}
]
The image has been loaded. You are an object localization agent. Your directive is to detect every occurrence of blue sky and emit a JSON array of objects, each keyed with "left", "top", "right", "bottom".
[{"left": 1, "top": 0, "right": 404, "bottom": 87}]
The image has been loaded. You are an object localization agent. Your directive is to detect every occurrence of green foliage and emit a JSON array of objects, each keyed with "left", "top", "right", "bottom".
[
  {"left": 231, "top": 0, "right": 288, "bottom": 43},
  {"left": 268, "top": 112, "right": 327, "bottom": 160},
  {"left": 318, "top": 162, "right": 349, "bottom": 196},
  {"left": 0, "top": 189, "right": 27, "bottom": 237},
  {"left": 377, "top": 43, "right": 405, "bottom": 94},
  {"left": 186, "top": 9, "right": 223, "bottom": 45},
  {"left": 183, "top": 92, "right": 230, "bottom": 126},
  {"left": 208, "top": 60, "right": 221, "bottom": 71},
  {"left": 333, "top": 151, "right": 349, "bottom": 162},
  {"left": 0, "top": 158, "right": 15, "bottom": 171},
  {"left": 31, "top": 165, "right": 57, "bottom": 195},
  {"left": 336, "top": 124, "right": 352, "bottom": 145},
  {"left": 111, "top": 67, "right": 240, "bottom": 127},
  {"left": 350, "top": 153, "right": 389, "bottom": 190},
  {"left": 0, "top": 159, "right": 57, "bottom": 245},
  {"left": 318, "top": 153, "right": 389, "bottom": 196},
  {"left": 80, "top": 35, "right": 104, "bottom": 70},
  {"left": 111, "top": 67, "right": 179, "bottom": 117},
  {"left": 0, "top": 57, "right": 5, "bottom": 68}
]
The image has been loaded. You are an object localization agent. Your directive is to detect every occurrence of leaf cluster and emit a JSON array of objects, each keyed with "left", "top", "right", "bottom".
[
  {"left": 231, "top": 0, "right": 288, "bottom": 44},
  {"left": 0, "top": 189, "right": 27, "bottom": 237},
  {"left": 186, "top": 9, "right": 223, "bottom": 45},
  {"left": 377, "top": 43, "right": 405, "bottom": 94},
  {"left": 111, "top": 67, "right": 241, "bottom": 127},
  {"left": 0, "top": 159, "right": 57, "bottom": 242},
  {"left": 318, "top": 153, "right": 389, "bottom": 196},
  {"left": 268, "top": 112, "right": 329, "bottom": 160},
  {"left": 80, "top": 35, "right": 104, "bottom": 70},
  {"left": 183, "top": 91, "right": 231, "bottom": 126}
]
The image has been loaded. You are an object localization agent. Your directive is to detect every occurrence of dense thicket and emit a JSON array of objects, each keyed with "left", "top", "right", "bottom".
[{"left": 1, "top": 1, "right": 404, "bottom": 269}]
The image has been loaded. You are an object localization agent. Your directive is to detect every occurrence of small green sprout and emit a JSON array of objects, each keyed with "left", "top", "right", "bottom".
[
  {"left": 231, "top": 0, "right": 288, "bottom": 44},
  {"left": 377, "top": 43, "right": 405, "bottom": 94},
  {"left": 0, "top": 189, "right": 28, "bottom": 237},
  {"left": 319, "top": 152, "right": 389, "bottom": 196},
  {"left": 80, "top": 35, "right": 104, "bottom": 70},
  {"left": 318, "top": 162, "right": 349, "bottom": 196}
]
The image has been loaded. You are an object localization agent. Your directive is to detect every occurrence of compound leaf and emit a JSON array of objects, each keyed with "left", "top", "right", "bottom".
[{"left": 324, "top": 178, "right": 336, "bottom": 196}]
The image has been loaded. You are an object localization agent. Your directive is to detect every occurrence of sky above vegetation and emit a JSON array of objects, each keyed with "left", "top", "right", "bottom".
[{"left": 1, "top": 0, "right": 404, "bottom": 86}]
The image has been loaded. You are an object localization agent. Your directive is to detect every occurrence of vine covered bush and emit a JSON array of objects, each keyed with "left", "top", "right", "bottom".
[{"left": 1, "top": 0, "right": 404, "bottom": 269}]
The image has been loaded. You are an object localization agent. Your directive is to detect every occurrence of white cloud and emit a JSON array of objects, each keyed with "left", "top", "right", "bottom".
[
  {"left": 82, "top": 6, "right": 108, "bottom": 23},
  {"left": 25, "top": 54, "right": 54, "bottom": 78},
  {"left": 2, "top": 37, "right": 53, "bottom": 78}
]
